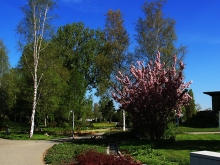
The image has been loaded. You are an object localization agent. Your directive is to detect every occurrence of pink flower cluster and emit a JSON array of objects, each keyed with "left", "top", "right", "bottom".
[{"left": 112, "top": 51, "right": 192, "bottom": 139}]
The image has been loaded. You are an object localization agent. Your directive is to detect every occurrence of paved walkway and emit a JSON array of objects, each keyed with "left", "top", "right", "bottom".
[{"left": 0, "top": 138, "right": 60, "bottom": 165}]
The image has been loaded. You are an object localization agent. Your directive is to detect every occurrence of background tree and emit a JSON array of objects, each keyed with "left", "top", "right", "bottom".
[
  {"left": 93, "top": 103, "right": 102, "bottom": 122},
  {"left": 195, "top": 103, "right": 202, "bottom": 111},
  {"left": 0, "top": 39, "right": 10, "bottom": 116},
  {"left": 98, "top": 95, "right": 111, "bottom": 121},
  {"left": 101, "top": 100, "right": 115, "bottom": 122},
  {"left": 0, "top": 39, "right": 10, "bottom": 85},
  {"left": 135, "top": 0, "right": 187, "bottom": 66},
  {"left": 103, "top": 9, "right": 130, "bottom": 88},
  {"left": 53, "top": 22, "right": 105, "bottom": 91},
  {"left": 184, "top": 89, "right": 196, "bottom": 120},
  {"left": 112, "top": 52, "right": 192, "bottom": 139},
  {"left": 17, "top": 0, "right": 56, "bottom": 138}
]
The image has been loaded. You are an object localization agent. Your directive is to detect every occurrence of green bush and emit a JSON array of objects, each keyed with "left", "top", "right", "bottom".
[
  {"left": 75, "top": 120, "right": 94, "bottom": 131},
  {"left": 0, "top": 117, "right": 11, "bottom": 126},
  {"left": 59, "top": 121, "right": 70, "bottom": 128},
  {"left": 48, "top": 121, "right": 58, "bottom": 128},
  {"left": 163, "top": 122, "right": 177, "bottom": 141}
]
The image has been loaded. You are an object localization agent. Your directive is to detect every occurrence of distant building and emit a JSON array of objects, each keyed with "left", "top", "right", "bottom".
[{"left": 203, "top": 91, "right": 220, "bottom": 112}]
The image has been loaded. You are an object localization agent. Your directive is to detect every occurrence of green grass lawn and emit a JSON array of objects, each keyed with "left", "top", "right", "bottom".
[
  {"left": 0, "top": 131, "right": 67, "bottom": 140},
  {"left": 118, "top": 133, "right": 220, "bottom": 165},
  {"left": 177, "top": 126, "right": 219, "bottom": 133},
  {"left": 92, "top": 122, "right": 116, "bottom": 128}
]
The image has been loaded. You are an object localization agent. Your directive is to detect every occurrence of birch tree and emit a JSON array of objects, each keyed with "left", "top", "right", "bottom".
[
  {"left": 135, "top": 0, "right": 187, "bottom": 66},
  {"left": 104, "top": 9, "right": 130, "bottom": 80},
  {"left": 17, "top": 0, "right": 56, "bottom": 138}
]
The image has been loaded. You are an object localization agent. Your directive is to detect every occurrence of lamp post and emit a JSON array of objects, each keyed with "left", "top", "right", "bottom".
[
  {"left": 122, "top": 109, "right": 125, "bottom": 131},
  {"left": 70, "top": 110, "right": 74, "bottom": 138}
]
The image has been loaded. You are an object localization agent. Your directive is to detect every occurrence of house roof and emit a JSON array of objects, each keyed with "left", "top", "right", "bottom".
[{"left": 203, "top": 91, "right": 220, "bottom": 96}]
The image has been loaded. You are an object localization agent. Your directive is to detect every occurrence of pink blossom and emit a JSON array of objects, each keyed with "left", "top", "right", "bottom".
[{"left": 111, "top": 51, "right": 192, "bottom": 139}]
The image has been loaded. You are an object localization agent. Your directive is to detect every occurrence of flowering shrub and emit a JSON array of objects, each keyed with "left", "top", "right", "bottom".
[
  {"left": 112, "top": 52, "right": 192, "bottom": 139},
  {"left": 73, "top": 150, "right": 142, "bottom": 165}
]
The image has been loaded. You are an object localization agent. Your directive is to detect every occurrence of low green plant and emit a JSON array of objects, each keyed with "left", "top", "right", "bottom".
[{"left": 44, "top": 142, "right": 106, "bottom": 165}]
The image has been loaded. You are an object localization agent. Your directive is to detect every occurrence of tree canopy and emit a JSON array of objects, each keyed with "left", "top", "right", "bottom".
[{"left": 135, "top": 0, "right": 187, "bottom": 66}]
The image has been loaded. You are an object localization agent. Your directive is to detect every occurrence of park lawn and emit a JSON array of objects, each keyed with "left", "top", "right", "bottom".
[
  {"left": 0, "top": 131, "right": 67, "bottom": 140},
  {"left": 178, "top": 126, "right": 219, "bottom": 133},
  {"left": 92, "top": 122, "right": 116, "bottom": 128},
  {"left": 146, "top": 134, "right": 220, "bottom": 165},
  {"left": 117, "top": 133, "right": 220, "bottom": 165}
]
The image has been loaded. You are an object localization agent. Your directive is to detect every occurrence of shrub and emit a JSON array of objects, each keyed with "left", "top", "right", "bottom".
[
  {"left": 112, "top": 52, "right": 192, "bottom": 139},
  {"left": 73, "top": 150, "right": 142, "bottom": 165},
  {"left": 75, "top": 120, "right": 94, "bottom": 131},
  {"left": 48, "top": 121, "right": 57, "bottom": 127},
  {"left": 59, "top": 121, "right": 70, "bottom": 128}
]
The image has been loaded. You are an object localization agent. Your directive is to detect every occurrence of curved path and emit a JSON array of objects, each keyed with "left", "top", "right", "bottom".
[{"left": 0, "top": 138, "right": 60, "bottom": 165}]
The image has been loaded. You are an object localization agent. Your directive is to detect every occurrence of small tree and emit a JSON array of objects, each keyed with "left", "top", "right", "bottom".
[
  {"left": 184, "top": 89, "right": 196, "bottom": 120},
  {"left": 112, "top": 52, "right": 192, "bottom": 139}
]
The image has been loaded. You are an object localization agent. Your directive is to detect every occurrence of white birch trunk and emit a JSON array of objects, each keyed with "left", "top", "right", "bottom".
[{"left": 30, "top": 55, "right": 38, "bottom": 138}]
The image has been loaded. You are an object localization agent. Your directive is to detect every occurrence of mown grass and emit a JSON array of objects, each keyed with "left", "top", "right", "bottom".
[
  {"left": 177, "top": 126, "right": 219, "bottom": 133},
  {"left": 0, "top": 131, "right": 67, "bottom": 140},
  {"left": 92, "top": 122, "right": 116, "bottom": 128},
  {"left": 118, "top": 133, "right": 220, "bottom": 165}
]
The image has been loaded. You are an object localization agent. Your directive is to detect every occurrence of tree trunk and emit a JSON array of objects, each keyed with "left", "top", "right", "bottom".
[{"left": 30, "top": 68, "right": 38, "bottom": 138}]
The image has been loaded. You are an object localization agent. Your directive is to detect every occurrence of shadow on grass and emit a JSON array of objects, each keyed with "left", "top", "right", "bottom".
[{"left": 110, "top": 138, "right": 220, "bottom": 153}]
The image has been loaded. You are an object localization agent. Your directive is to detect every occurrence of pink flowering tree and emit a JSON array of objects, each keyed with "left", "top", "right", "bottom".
[{"left": 112, "top": 52, "right": 192, "bottom": 139}]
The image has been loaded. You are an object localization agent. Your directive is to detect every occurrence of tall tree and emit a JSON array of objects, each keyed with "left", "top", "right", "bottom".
[
  {"left": 112, "top": 52, "right": 192, "bottom": 139},
  {"left": 53, "top": 22, "right": 105, "bottom": 91},
  {"left": 184, "top": 89, "right": 196, "bottom": 120},
  {"left": 0, "top": 68, "right": 20, "bottom": 118},
  {"left": 135, "top": 0, "right": 186, "bottom": 66},
  {"left": 0, "top": 40, "right": 10, "bottom": 117},
  {"left": 104, "top": 9, "right": 130, "bottom": 81},
  {"left": 0, "top": 39, "right": 10, "bottom": 84},
  {"left": 17, "top": 0, "right": 56, "bottom": 138}
]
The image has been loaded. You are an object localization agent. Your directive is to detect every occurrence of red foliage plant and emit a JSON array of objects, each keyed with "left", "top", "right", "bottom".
[
  {"left": 73, "top": 150, "right": 142, "bottom": 165},
  {"left": 112, "top": 52, "right": 192, "bottom": 139}
]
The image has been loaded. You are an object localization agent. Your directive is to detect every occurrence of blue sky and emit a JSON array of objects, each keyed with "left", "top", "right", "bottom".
[{"left": 1, "top": 0, "right": 220, "bottom": 110}]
